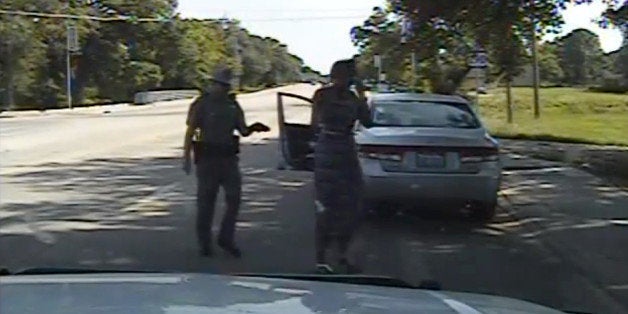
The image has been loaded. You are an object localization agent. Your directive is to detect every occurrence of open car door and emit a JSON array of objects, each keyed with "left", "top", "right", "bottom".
[{"left": 277, "top": 92, "right": 314, "bottom": 171}]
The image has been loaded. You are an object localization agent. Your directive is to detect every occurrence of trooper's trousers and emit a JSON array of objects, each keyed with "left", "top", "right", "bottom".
[{"left": 195, "top": 155, "right": 241, "bottom": 247}]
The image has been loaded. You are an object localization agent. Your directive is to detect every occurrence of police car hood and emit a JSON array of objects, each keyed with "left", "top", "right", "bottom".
[{"left": 0, "top": 273, "right": 565, "bottom": 313}]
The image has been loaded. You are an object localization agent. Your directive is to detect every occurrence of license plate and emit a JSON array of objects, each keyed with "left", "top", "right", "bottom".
[{"left": 416, "top": 153, "right": 445, "bottom": 168}]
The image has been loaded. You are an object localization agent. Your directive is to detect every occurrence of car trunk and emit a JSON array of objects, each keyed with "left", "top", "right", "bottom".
[{"left": 356, "top": 127, "right": 499, "bottom": 174}]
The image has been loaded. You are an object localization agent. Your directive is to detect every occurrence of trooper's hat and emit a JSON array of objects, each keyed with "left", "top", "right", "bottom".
[{"left": 210, "top": 66, "right": 233, "bottom": 86}]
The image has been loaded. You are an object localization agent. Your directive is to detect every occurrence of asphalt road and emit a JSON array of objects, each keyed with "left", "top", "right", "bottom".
[{"left": 1, "top": 84, "right": 627, "bottom": 313}]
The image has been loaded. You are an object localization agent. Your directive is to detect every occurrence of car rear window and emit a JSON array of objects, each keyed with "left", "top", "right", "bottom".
[{"left": 371, "top": 100, "right": 481, "bottom": 129}]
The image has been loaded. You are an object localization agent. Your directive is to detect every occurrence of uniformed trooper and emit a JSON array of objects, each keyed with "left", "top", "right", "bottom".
[{"left": 183, "top": 66, "right": 270, "bottom": 258}]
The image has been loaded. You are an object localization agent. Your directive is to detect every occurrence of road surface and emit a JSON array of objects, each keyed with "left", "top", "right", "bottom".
[{"left": 1, "top": 84, "right": 627, "bottom": 313}]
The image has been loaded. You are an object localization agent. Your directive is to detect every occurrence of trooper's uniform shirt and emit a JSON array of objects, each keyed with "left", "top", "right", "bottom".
[
  {"left": 186, "top": 91, "right": 248, "bottom": 247},
  {"left": 187, "top": 92, "right": 248, "bottom": 152}
]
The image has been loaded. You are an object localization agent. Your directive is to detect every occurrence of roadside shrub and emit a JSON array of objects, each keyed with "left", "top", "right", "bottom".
[{"left": 589, "top": 78, "right": 628, "bottom": 94}]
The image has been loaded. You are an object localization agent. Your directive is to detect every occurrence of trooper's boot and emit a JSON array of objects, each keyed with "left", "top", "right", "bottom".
[
  {"left": 217, "top": 239, "right": 242, "bottom": 258},
  {"left": 315, "top": 246, "right": 334, "bottom": 274},
  {"left": 199, "top": 241, "right": 213, "bottom": 257},
  {"left": 316, "top": 263, "right": 335, "bottom": 274}
]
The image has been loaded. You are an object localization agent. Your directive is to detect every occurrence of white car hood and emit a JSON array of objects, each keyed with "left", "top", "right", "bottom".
[
  {"left": 356, "top": 126, "right": 493, "bottom": 148},
  {"left": 0, "top": 273, "right": 563, "bottom": 314}
]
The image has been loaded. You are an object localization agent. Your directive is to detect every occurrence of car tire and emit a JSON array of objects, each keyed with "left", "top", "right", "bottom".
[
  {"left": 362, "top": 202, "right": 377, "bottom": 220},
  {"left": 470, "top": 201, "right": 496, "bottom": 222},
  {"left": 363, "top": 202, "right": 395, "bottom": 221},
  {"left": 374, "top": 202, "right": 398, "bottom": 220}
]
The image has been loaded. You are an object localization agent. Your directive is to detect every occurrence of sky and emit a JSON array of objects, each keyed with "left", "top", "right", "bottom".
[{"left": 178, "top": 0, "right": 624, "bottom": 73}]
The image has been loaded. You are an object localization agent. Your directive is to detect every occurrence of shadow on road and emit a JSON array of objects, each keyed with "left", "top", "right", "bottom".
[
  {"left": 2, "top": 140, "right": 626, "bottom": 312},
  {"left": 501, "top": 166, "right": 628, "bottom": 310},
  {"left": 0, "top": 142, "right": 312, "bottom": 274},
  {"left": 1, "top": 157, "right": 188, "bottom": 234}
]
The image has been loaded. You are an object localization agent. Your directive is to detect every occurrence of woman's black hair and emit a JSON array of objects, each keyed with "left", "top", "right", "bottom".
[{"left": 330, "top": 59, "right": 355, "bottom": 79}]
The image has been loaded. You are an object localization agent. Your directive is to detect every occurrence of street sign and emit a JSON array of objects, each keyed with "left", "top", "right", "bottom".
[
  {"left": 400, "top": 16, "right": 413, "bottom": 44},
  {"left": 374, "top": 55, "right": 381, "bottom": 68},
  {"left": 67, "top": 23, "right": 79, "bottom": 52},
  {"left": 470, "top": 51, "right": 489, "bottom": 68}
]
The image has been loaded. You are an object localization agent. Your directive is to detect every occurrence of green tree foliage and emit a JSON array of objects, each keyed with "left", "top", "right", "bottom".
[
  {"left": 1, "top": 1, "right": 308, "bottom": 109},
  {"left": 616, "top": 45, "right": 628, "bottom": 81},
  {"left": 127, "top": 61, "right": 163, "bottom": 92},
  {"left": 601, "top": 2, "right": 627, "bottom": 35},
  {"left": 351, "top": 0, "right": 623, "bottom": 94},
  {"left": 599, "top": 2, "right": 627, "bottom": 85},
  {"left": 555, "top": 28, "right": 605, "bottom": 85},
  {"left": 538, "top": 42, "right": 565, "bottom": 84}
]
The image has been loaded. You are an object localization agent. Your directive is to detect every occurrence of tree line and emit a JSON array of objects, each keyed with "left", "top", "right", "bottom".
[
  {"left": 0, "top": 0, "right": 320, "bottom": 110},
  {"left": 350, "top": 0, "right": 627, "bottom": 94},
  {"left": 539, "top": 29, "right": 626, "bottom": 90}
]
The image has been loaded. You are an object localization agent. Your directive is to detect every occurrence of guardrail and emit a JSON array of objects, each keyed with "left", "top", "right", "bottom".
[{"left": 133, "top": 90, "right": 199, "bottom": 105}]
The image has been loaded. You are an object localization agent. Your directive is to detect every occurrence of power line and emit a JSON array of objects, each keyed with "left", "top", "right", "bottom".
[
  {"left": 196, "top": 8, "right": 370, "bottom": 13},
  {"left": 0, "top": 9, "right": 169, "bottom": 22},
  {"left": 0, "top": 9, "right": 366, "bottom": 23},
  {"left": 243, "top": 15, "right": 366, "bottom": 22}
]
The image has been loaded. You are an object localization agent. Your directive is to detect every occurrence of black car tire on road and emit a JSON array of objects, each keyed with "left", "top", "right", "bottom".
[
  {"left": 363, "top": 201, "right": 398, "bottom": 221},
  {"left": 469, "top": 201, "right": 497, "bottom": 222}
]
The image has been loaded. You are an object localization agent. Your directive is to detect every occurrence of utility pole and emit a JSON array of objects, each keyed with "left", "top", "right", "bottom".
[
  {"left": 66, "top": 21, "right": 73, "bottom": 110},
  {"left": 410, "top": 50, "right": 416, "bottom": 89},
  {"left": 374, "top": 54, "right": 382, "bottom": 90},
  {"left": 470, "top": 44, "right": 488, "bottom": 108},
  {"left": 506, "top": 79, "right": 513, "bottom": 123},
  {"left": 221, "top": 17, "right": 242, "bottom": 89},
  {"left": 530, "top": 0, "right": 540, "bottom": 119}
]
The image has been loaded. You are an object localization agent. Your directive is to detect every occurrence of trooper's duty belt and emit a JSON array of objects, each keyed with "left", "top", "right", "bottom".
[{"left": 193, "top": 137, "right": 240, "bottom": 163}]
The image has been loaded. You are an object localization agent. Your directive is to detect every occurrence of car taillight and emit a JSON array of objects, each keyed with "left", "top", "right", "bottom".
[
  {"left": 460, "top": 147, "right": 499, "bottom": 163},
  {"left": 358, "top": 145, "right": 403, "bottom": 162}
]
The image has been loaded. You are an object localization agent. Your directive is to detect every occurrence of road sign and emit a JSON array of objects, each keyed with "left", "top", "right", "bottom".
[
  {"left": 67, "top": 23, "right": 79, "bottom": 52},
  {"left": 374, "top": 55, "right": 381, "bottom": 68},
  {"left": 470, "top": 51, "right": 489, "bottom": 68},
  {"left": 400, "top": 16, "right": 413, "bottom": 44}
]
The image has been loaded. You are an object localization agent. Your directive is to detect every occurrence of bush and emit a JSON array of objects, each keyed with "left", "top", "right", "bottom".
[
  {"left": 127, "top": 61, "right": 164, "bottom": 94},
  {"left": 589, "top": 78, "right": 628, "bottom": 94}
]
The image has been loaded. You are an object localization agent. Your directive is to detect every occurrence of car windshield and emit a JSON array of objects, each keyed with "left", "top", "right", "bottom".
[
  {"left": 1, "top": 1, "right": 627, "bottom": 314},
  {"left": 372, "top": 101, "right": 480, "bottom": 128}
]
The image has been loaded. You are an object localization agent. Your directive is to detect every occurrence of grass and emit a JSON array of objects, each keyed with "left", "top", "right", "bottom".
[{"left": 477, "top": 87, "right": 628, "bottom": 146}]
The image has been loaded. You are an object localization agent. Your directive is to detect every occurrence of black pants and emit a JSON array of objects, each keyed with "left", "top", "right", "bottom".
[
  {"left": 314, "top": 134, "right": 363, "bottom": 264},
  {"left": 195, "top": 156, "right": 241, "bottom": 247}
]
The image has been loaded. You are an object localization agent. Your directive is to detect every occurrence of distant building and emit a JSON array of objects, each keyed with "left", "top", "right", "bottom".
[{"left": 461, "top": 68, "right": 488, "bottom": 91}]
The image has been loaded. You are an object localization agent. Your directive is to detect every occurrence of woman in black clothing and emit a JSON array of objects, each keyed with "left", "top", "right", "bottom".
[{"left": 310, "top": 59, "right": 372, "bottom": 273}]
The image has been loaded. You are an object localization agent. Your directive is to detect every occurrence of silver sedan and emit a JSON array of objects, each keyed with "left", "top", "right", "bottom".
[{"left": 356, "top": 93, "right": 501, "bottom": 220}]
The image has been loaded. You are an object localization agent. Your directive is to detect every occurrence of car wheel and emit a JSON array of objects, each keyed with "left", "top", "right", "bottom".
[
  {"left": 363, "top": 202, "right": 396, "bottom": 221},
  {"left": 362, "top": 202, "right": 378, "bottom": 220},
  {"left": 469, "top": 201, "right": 496, "bottom": 222},
  {"left": 374, "top": 202, "right": 398, "bottom": 220}
]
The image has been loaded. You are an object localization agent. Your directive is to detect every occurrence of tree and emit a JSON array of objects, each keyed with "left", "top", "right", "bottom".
[
  {"left": 351, "top": 0, "right": 624, "bottom": 94},
  {"left": 602, "top": 2, "right": 627, "bottom": 36},
  {"left": 239, "top": 34, "right": 272, "bottom": 87},
  {"left": 0, "top": 0, "right": 309, "bottom": 108},
  {"left": 0, "top": 0, "right": 60, "bottom": 108},
  {"left": 538, "top": 42, "right": 564, "bottom": 85},
  {"left": 617, "top": 45, "right": 628, "bottom": 81},
  {"left": 556, "top": 28, "right": 605, "bottom": 85},
  {"left": 602, "top": 2, "right": 627, "bottom": 82},
  {"left": 127, "top": 61, "right": 163, "bottom": 93}
]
